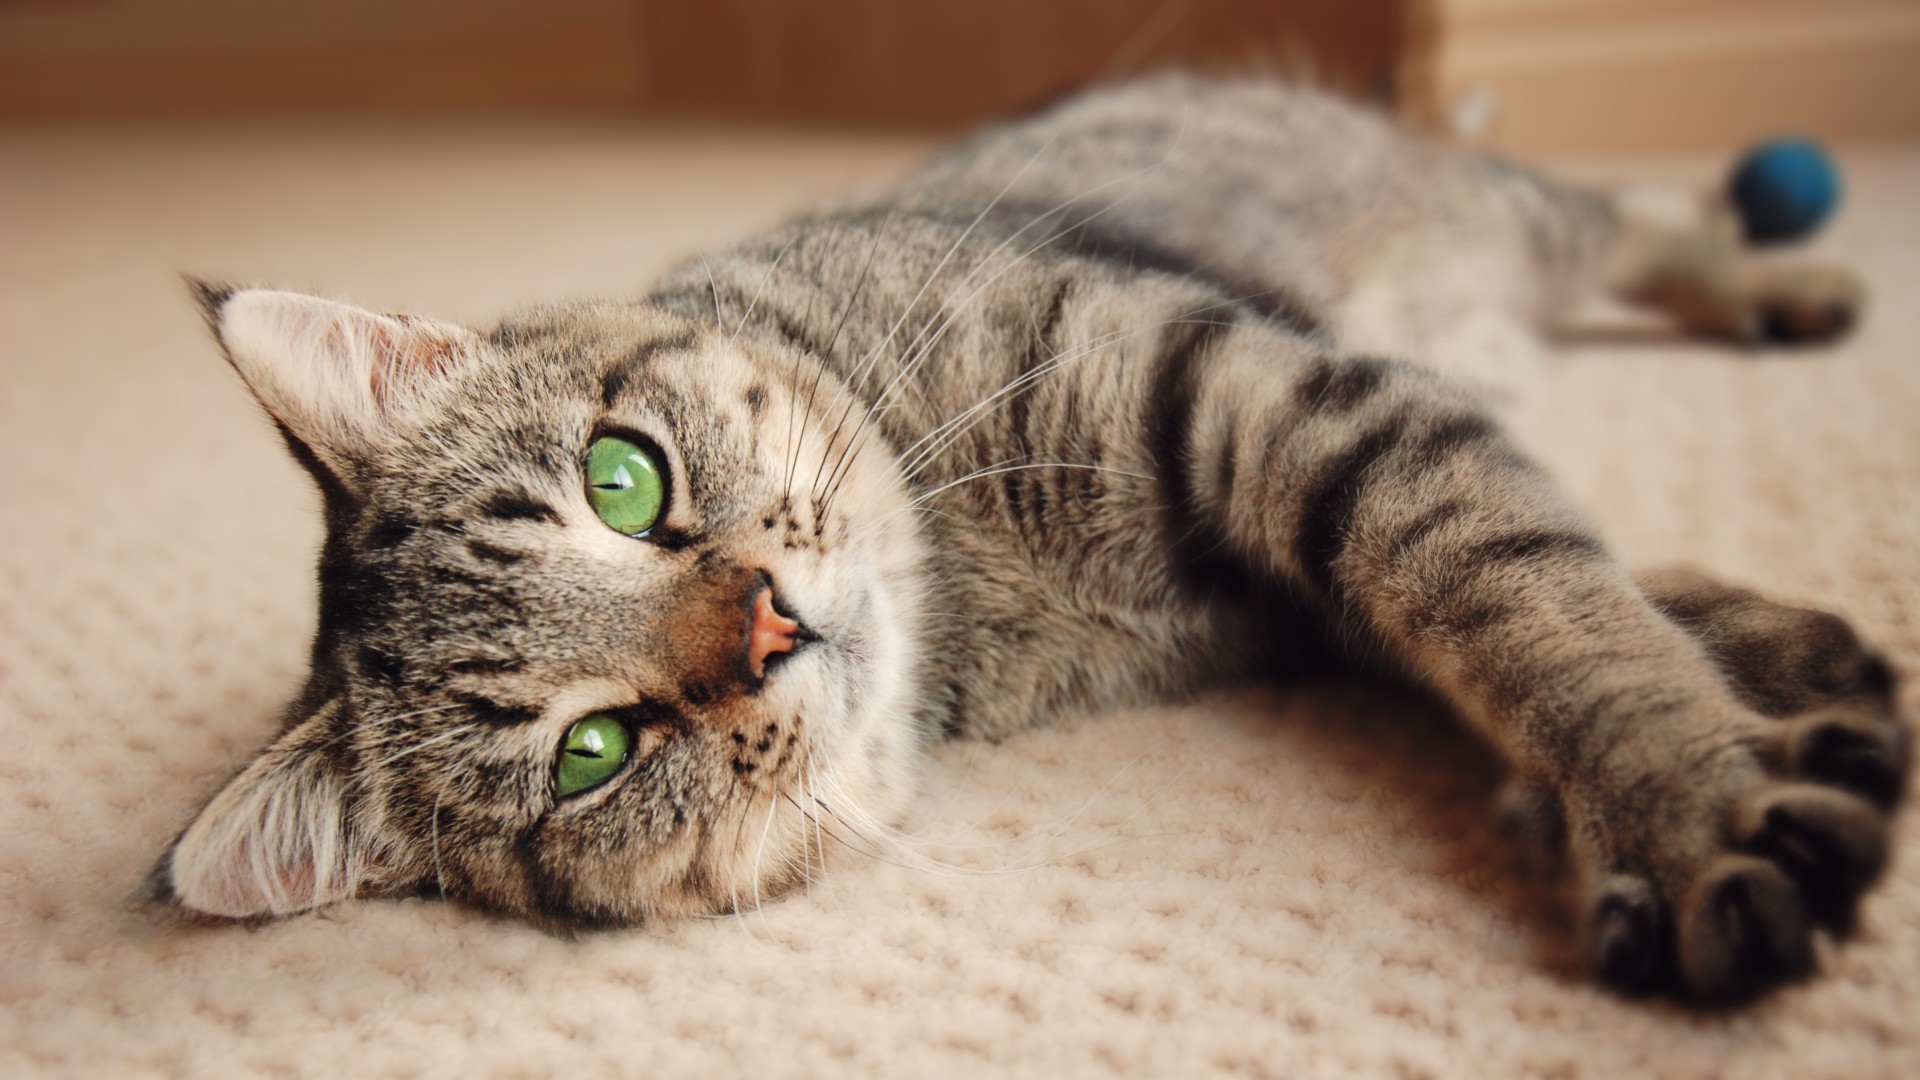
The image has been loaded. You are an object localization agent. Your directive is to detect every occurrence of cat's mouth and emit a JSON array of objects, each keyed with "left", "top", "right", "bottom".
[{"left": 748, "top": 578, "right": 818, "bottom": 679}]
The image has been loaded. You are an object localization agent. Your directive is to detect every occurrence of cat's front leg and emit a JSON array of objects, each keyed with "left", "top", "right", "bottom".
[{"left": 1163, "top": 337, "right": 1907, "bottom": 1001}]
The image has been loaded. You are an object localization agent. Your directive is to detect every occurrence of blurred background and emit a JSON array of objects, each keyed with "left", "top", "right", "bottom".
[{"left": 3, "top": 0, "right": 1917, "bottom": 154}]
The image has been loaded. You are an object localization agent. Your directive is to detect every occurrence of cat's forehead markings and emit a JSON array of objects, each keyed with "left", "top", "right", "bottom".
[{"left": 601, "top": 328, "right": 700, "bottom": 408}]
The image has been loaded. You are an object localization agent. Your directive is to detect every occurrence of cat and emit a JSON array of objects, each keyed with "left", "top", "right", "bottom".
[{"left": 153, "top": 74, "right": 1907, "bottom": 1004}]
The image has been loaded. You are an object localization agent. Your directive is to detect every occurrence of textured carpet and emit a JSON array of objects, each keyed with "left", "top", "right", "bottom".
[{"left": 2, "top": 123, "right": 1916, "bottom": 1079}]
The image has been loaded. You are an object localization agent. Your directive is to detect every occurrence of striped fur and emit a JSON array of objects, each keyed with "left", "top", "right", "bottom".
[{"left": 159, "top": 75, "right": 1901, "bottom": 1003}]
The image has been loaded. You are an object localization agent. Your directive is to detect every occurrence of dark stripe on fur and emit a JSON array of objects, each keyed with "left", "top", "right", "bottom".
[
  {"left": 1406, "top": 413, "right": 1503, "bottom": 468},
  {"left": 987, "top": 203, "right": 1324, "bottom": 339},
  {"left": 1069, "top": 228, "right": 1320, "bottom": 337},
  {"left": 769, "top": 309, "right": 832, "bottom": 361},
  {"left": 512, "top": 822, "right": 577, "bottom": 928},
  {"left": 1297, "top": 405, "right": 1528, "bottom": 592},
  {"left": 467, "top": 539, "right": 525, "bottom": 565},
  {"left": 479, "top": 491, "right": 562, "bottom": 525},
  {"left": 454, "top": 693, "right": 542, "bottom": 727},
  {"left": 601, "top": 368, "right": 629, "bottom": 410},
  {"left": 1295, "top": 356, "right": 1390, "bottom": 415},
  {"left": 603, "top": 329, "right": 698, "bottom": 408},
  {"left": 1384, "top": 498, "right": 1468, "bottom": 567},
  {"left": 357, "top": 645, "right": 405, "bottom": 688},
  {"left": 362, "top": 514, "right": 418, "bottom": 550},
  {"left": 1003, "top": 279, "right": 1075, "bottom": 533},
  {"left": 1293, "top": 417, "right": 1412, "bottom": 592},
  {"left": 1462, "top": 530, "right": 1605, "bottom": 568},
  {"left": 1144, "top": 311, "right": 1236, "bottom": 589},
  {"left": 1405, "top": 592, "right": 1522, "bottom": 640},
  {"left": 1210, "top": 406, "right": 1243, "bottom": 521},
  {"left": 446, "top": 656, "right": 524, "bottom": 676}
]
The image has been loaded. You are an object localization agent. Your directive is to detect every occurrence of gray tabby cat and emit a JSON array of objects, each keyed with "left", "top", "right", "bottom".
[{"left": 156, "top": 75, "right": 1907, "bottom": 1003}]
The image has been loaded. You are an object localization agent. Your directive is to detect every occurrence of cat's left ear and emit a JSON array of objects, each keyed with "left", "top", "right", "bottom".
[{"left": 189, "top": 280, "right": 481, "bottom": 485}]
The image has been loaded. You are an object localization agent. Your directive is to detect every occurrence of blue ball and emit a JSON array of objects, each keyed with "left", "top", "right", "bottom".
[{"left": 1729, "top": 138, "right": 1840, "bottom": 245}]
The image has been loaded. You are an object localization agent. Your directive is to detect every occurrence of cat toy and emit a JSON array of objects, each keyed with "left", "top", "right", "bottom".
[{"left": 1727, "top": 138, "right": 1840, "bottom": 245}]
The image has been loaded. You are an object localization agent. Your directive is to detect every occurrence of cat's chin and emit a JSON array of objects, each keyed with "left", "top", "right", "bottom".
[
  {"left": 761, "top": 426, "right": 932, "bottom": 867},
  {"left": 795, "top": 576, "right": 928, "bottom": 847}
]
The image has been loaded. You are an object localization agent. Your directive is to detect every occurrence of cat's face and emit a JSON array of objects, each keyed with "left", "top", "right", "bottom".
[{"left": 160, "top": 287, "right": 927, "bottom": 925}]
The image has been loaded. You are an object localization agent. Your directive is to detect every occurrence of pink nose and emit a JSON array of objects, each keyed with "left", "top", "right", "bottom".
[{"left": 747, "top": 586, "right": 801, "bottom": 678}]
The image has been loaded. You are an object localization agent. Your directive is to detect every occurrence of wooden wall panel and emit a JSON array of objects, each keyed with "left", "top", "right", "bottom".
[
  {"left": 630, "top": 0, "right": 1404, "bottom": 127},
  {"left": 1402, "top": 0, "right": 1920, "bottom": 155},
  {"left": 0, "top": 0, "right": 1402, "bottom": 126},
  {"left": 0, "top": 0, "right": 644, "bottom": 120}
]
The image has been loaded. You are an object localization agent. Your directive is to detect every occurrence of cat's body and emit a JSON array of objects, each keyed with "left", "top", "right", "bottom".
[{"left": 159, "top": 76, "right": 1906, "bottom": 1004}]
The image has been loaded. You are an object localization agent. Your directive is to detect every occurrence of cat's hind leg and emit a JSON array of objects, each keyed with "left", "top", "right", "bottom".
[
  {"left": 1377, "top": 150, "right": 1865, "bottom": 350},
  {"left": 1599, "top": 186, "right": 1864, "bottom": 346}
]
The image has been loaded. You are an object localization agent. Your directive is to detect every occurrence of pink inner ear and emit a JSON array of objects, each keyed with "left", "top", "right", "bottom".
[
  {"left": 366, "top": 315, "right": 461, "bottom": 406},
  {"left": 208, "top": 842, "right": 321, "bottom": 915}
]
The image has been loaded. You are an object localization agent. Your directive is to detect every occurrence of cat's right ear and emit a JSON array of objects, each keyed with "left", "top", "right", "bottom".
[
  {"left": 153, "top": 700, "right": 400, "bottom": 920},
  {"left": 189, "top": 279, "right": 481, "bottom": 487}
]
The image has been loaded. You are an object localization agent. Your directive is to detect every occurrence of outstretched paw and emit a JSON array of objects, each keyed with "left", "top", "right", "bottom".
[
  {"left": 1577, "top": 765, "right": 1900, "bottom": 1003},
  {"left": 1573, "top": 577, "right": 1909, "bottom": 1001}
]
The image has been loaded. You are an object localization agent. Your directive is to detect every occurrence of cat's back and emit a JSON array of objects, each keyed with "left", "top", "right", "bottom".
[
  {"left": 886, "top": 74, "right": 1597, "bottom": 396},
  {"left": 897, "top": 76, "right": 1446, "bottom": 312}
]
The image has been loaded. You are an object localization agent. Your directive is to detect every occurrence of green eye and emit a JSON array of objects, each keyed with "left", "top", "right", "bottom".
[
  {"left": 585, "top": 436, "right": 665, "bottom": 536},
  {"left": 556, "top": 714, "right": 631, "bottom": 797}
]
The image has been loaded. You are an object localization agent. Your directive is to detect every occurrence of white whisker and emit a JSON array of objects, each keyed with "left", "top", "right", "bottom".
[
  {"left": 429, "top": 790, "right": 448, "bottom": 898},
  {"left": 807, "top": 134, "right": 1069, "bottom": 505},
  {"left": 731, "top": 237, "right": 796, "bottom": 344},
  {"left": 813, "top": 142, "right": 1191, "bottom": 514},
  {"left": 747, "top": 790, "right": 783, "bottom": 937}
]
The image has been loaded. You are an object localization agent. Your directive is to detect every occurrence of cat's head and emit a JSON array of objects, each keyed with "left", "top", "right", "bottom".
[{"left": 156, "top": 284, "right": 928, "bottom": 925}]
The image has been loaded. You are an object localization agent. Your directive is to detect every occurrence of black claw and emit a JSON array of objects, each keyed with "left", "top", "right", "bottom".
[
  {"left": 1758, "top": 307, "right": 1805, "bottom": 346},
  {"left": 1755, "top": 303, "right": 1853, "bottom": 348},
  {"left": 1706, "top": 871, "right": 1814, "bottom": 1003},
  {"left": 1802, "top": 724, "right": 1905, "bottom": 810},
  {"left": 1751, "top": 803, "right": 1876, "bottom": 934},
  {"left": 1853, "top": 649, "right": 1895, "bottom": 698},
  {"left": 1593, "top": 889, "right": 1666, "bottom": 995}
]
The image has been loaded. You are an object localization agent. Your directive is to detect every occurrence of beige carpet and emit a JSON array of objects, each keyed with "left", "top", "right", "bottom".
[{"left": 2, "top": 121, "right": 1916, "bottom": 1079}]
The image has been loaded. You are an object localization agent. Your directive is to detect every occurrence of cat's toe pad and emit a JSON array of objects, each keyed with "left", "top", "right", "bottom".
[
  {"left": 1743, "top": 784, "right": 1890, "bottom": 933},
  {"left": 1674, "top": 856, "right": 1814, "bottom": 1002},
  {"left": 1774, "top": 709, "right": 1911, "bottom": 809},
  {"left": 1591, "top": 876, "right": 1666, "bottom": 995}
]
